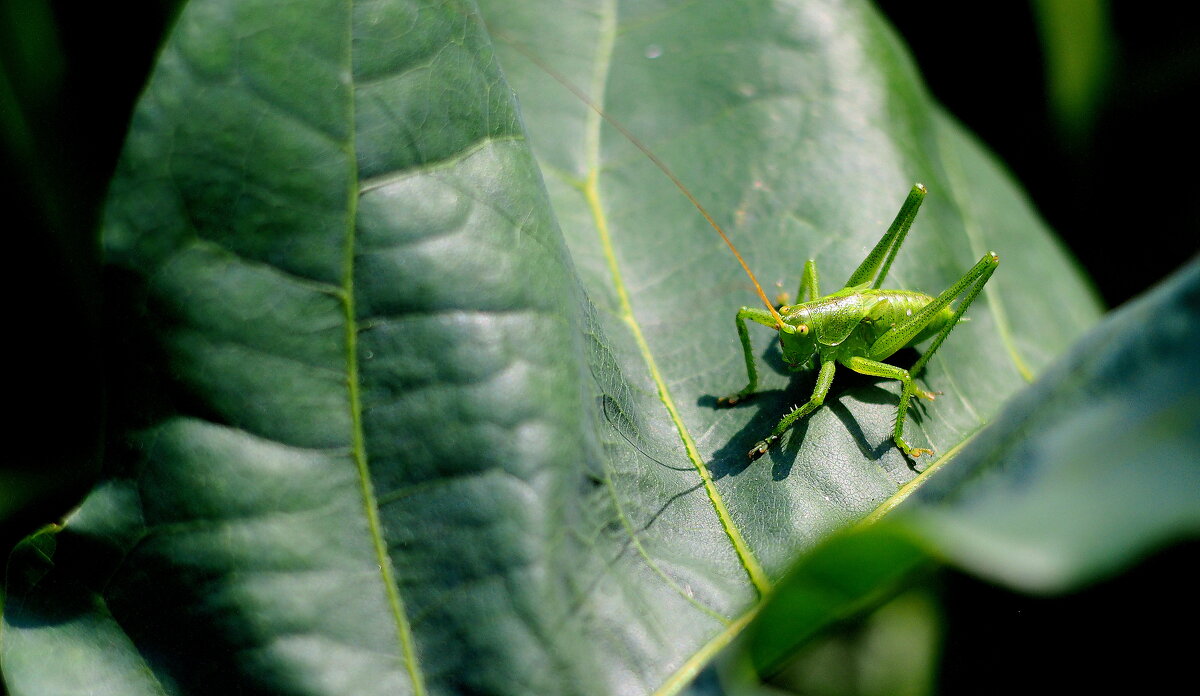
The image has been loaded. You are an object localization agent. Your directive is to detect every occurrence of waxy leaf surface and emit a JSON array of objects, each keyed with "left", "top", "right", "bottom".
[{"left": 2, "top": 1, "right": 1100, "bottom": 694}]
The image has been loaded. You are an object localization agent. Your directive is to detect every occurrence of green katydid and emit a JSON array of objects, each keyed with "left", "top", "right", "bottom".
[
  {"left": 503, "top": 35, "right": 999, "bottom": 462},
  {"left": 715, "top": 184, "right": 999, "bottom": 460}
]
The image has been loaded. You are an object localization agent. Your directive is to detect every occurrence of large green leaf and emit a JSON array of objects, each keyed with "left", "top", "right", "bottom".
[{"left": 1, "top": 1, "right": 1100, "bottom": 694}]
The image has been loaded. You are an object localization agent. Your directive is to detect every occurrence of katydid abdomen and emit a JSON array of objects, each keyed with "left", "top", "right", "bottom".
[
  {"left": 777, "top": 289, "right": 951, "bottom": 360},
  {"left": 862, "top": 290, "right": 954, "bottom": 349}
]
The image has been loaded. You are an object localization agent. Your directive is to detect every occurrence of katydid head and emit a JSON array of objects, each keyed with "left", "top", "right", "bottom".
[{"left": 777, "top": 309, "right": 817, "bottom": 369}]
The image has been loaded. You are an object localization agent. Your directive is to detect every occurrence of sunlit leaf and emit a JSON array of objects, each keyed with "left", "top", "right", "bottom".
[{"left": 2, "top": 1, "right": 1099, "bottom": 694}]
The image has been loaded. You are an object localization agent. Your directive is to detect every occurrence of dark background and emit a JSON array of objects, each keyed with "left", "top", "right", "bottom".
[
  {"left": 877, "top": 3, "right": 1197, "bottom": 694},
  {"left": 880, "top": 1, "right": 1198, "bottom": 309},
  {"left": 2, "top": 1, "right": 1196, "bottom": 693}
]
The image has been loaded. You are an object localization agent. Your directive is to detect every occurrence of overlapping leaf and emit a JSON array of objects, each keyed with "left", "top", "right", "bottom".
[{"left": 738, "top": 259, "right": 1199, "bottom": 686}]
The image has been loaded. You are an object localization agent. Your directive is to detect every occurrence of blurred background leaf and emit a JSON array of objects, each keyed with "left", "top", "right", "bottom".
[
  {"left": 1031, "top": 0, "right": 1115, "bottom": 144},
  {"left": 0, "top": 0, "right": 184, "bottom": 558},
  {"left": 877, "top": 1, "right": 1198, "bottom": 307}
]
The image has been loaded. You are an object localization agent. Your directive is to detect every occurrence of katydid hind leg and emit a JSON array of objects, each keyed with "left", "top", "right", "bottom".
[
  {"left": 797, "top": 259, "right": 820, "bottom": 303},
  {"left": 845, "top": 184, "right": 927, "bottom": 289},
  {"left": 749, "top": 360, "right": 837, "bottom": 459},
  {"left": 867, "top": 251, "right": 1000, "bottom": 370},
  {"left": 718, "top": 306, "right": 778, "bottom": 405},
  {"left": 851, "top": 251, "right": 999, "bottom": 458}
]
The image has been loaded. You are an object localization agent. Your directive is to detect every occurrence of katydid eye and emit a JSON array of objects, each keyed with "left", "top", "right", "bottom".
[{"left": 796, "top": 324, "right": 809, "bottom": 335}]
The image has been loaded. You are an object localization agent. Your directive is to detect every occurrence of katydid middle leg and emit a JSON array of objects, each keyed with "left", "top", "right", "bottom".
[
  {"left": 748, "top": 359, "right": 838, "bottom": 459},
  {"left": 842, "top": 356, "right": 935, "bottom": 457}
]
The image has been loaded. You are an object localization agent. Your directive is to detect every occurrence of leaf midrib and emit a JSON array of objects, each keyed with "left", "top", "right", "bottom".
[
  {"left": 344, "top": 9, "right": 426, "bottom": 693},
  {"left": 583, "top": 0, "right": 770, "bottom": 598}
]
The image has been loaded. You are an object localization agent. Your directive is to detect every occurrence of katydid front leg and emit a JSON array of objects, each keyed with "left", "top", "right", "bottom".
[
  {"left": 717, "top": 306, "right": 779, "bottom": 405},
  {"left": 748, "top": 360, "right": 838, "bottom": 459}
]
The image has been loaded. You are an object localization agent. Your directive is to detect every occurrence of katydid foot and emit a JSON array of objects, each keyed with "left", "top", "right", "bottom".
[
  {"left": 717, "top": 390, "right": 754, "bottom": 406},
  {"left": 896, "top": 436, "right": 934, "bottom": 459},
  {"left": 748, "top": 435, "right": 778, "bottom": 460}
]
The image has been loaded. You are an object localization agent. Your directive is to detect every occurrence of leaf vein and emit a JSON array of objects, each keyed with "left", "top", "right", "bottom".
[
  {"left": 584, "top": 0, "right": 770, "bottom": 597},
  {"left": 346, "top": 10, "right": 427, "bottom": 692}
]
